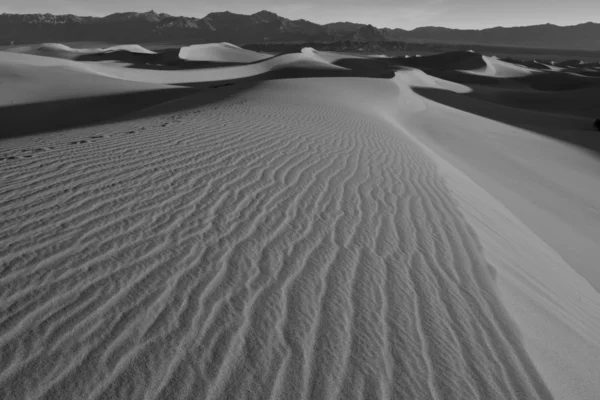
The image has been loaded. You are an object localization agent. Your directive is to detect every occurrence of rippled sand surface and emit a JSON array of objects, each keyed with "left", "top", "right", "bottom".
[{"left": 2, "top": 47, "right": 600, "bottom": 400}]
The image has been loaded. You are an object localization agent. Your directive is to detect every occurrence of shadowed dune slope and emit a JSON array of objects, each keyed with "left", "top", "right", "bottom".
[
  {"left": 0, "top": 49, "right": 394, "bottom": 138},
  {"left": 393, "top": 51, "right": 488, "bottom": 71},
  {"left": 0, "top": 51, "right": 198, "bottom": 138}
]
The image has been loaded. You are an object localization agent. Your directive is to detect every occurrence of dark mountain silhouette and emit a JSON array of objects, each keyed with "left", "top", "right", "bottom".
[
  {"left": 1, "top": 10, "right": 599, "bottom": 50},
  {"left": 405, "top": 23, "right": 600, "bottom": 50}
]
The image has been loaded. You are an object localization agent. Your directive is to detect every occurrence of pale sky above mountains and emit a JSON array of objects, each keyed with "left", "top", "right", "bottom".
[{"left": 3, "top": 0, "right": 599, "bottom": 29}]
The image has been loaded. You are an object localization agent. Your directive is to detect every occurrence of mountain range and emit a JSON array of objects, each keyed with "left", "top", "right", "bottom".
[{"left": 1, "top": 10, "right": 599, "bottom": 50}]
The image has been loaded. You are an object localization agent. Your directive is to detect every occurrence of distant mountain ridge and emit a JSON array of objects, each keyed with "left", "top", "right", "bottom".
[{"left": 1, "top": 10, "right": 599, "bottom": 50}]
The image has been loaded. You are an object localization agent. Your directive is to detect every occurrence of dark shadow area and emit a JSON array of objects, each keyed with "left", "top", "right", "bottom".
[
  {"left": 574, "top": 69, "right": 600, "bottom": 78},
  {"left": 125, "top": 60, "right": 244, "bottom": 70},
  {"left": 333, "top": 58, "right": 398, "bottom": 77},
  {"left": 328, "top": 51, "right": 492, "bottom": 82},
  {"left": 393, "top": 51, "right": 600, "bottom": 155},
  {"left": 389, "top": 51, "right": 488, "bottom": 71},
  {"left": 500, "top": 58, "right": 600, "bottom": 78},
  {"left": 366, "top": 50, "right": 600, "bottom": 91},
  {"left": 407, "top": 64, "right": 600, "bottom": 91},
  {"left": 73, "top": 47, "right": 404, "bottom": 75},
  {"left": 266, "top": 64, "right": 395, "bottom": 80},
  {"left": 519, "top": 71, "right": 600, "bottom": 91},
  {"left": 556, "top": 59, "right": 588, "bottom": 68},
  {"left": 0, "top": 55, "right": 398, "bottom": 140},
  {"left": 75, "top": 49, "right": 248, "bottom": 70},
  {"left": 413, "top": 86, "right": 600, "bottom": 155},
  {"left": 500, "top": 58, "right": 552, "bottom": 70},
  {"left": 108, "top": 80, "right": 264, "bottom": 120},
  {"left": 0, "top": 88, "right": 201, "bottom": 139},
  {"left": 417, "top": 68, "right": 505, "bottom": 85},
  {"left": 165, "top": 64, "right": 396, "bottom": 91}
]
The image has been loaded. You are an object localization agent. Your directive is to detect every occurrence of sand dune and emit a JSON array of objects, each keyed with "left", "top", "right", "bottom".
[
  {"left": 7, "top": 43, "right": 156, "bottom": 59},
  {"left": 391, "top": 70, "right": 600, "bottom": 399},
  {"left": 397, "top": 51, "right": 487, "bottom": 71},
  {"left": 0, "top": 77, "right": 553, "bottom": 400},
  {"left": 8, "top": 43, "right": 101, "bottom": 56},
  {"left": 0, "top": 51, "right": 195, "bottom": 138},
  {"left": 102, "top": 45, "right": 156, "bottom": 54},
  {"left": 1, "top": 47, "right": 361, "bottom": 87},
  {"left": 1, "top": 44, "right": 600, "bottom": 400},
  {"left": 179, "top": 43, "right": 270, "bottom": 63},
  {"left": 464, "top": 55, "right": 533, "bottom": 78}
]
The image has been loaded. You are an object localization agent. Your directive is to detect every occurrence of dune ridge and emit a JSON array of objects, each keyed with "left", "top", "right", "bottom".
[
  {"left": 388, "top": 70, "right": 600, "bottom": 399},
  {"left": 178, "top": 43, "right": 270, "bottom": 63}
]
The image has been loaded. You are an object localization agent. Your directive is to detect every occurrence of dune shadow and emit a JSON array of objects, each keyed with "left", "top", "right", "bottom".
[
  {"left": 333, "top": 58, "right": 398, "bottom": 78},
  {"left": 125, "top": 61, "right": 244, "bottom": 70},
  {"left": 390, "top": 51, "right": 489, "bottom": 71},
  {"left": 75, "top": 49, "right": 250, "bottom": 70},
  {"left": 379, "top": 51, "right": 600, "bottom": 91},
  {"left": 412, "top": 85, "right": 600, "bottom": 155},
  {"left": 0, "top": 84, "right": 263, "bottom": 140},
  {"left": 263, "top": 63, "right": 396, "bottom": 80},
  {"left": 413, "top": 67, "right": 600, "bottom": 91},
  {"left": 519, "top": 71, "right": 600, "bottom": 90},
  {"left": 0, "top": 56, "right": 400, "bottom": 140},
  {"left": 75, "top": 48, "right": 401, "bottom": 75},
  {"left": 423, "top": 69, "right": 505, "bottom": 85}
]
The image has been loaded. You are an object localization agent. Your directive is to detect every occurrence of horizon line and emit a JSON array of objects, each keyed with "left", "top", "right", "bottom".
[{"left": 2, "top": 9, "right": 599, "bottom": 32}]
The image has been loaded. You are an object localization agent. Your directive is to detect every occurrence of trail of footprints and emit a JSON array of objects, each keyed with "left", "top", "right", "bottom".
[{"left": 0, "top": 113, "right": 187, "bottom": 162}]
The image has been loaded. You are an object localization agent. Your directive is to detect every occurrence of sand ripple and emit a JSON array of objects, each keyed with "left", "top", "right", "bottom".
[{"left": 0, "top": 80, "right": 551, "bottom": 399}]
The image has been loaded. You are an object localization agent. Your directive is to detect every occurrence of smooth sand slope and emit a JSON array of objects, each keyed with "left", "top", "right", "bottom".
[
  {"left": 1, "top": 47, "right": 600, "bottom": 400},
  {"left": 178, "top": 43, "right": 271, "bottom": 63},
  {"left": 391, "top": 69, "right": 600, "bottom": 400}
]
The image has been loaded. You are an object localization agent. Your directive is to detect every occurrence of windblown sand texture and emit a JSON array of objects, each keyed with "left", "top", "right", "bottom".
[{"left": 1, "top": 44, "right": 600, "bottom": 400}]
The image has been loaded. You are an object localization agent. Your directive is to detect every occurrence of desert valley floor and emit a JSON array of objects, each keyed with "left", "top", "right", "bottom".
[{"left": 1, "top": 43, "right": 600, "bottom": 400}]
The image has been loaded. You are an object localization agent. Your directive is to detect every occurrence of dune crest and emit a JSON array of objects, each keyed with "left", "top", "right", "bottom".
[
  {"left": 178, "top": 43, "right": 269, "bottom": 63},
  {"left": 8, "top": 43, "right": 156, "bottom": 59},
  {"left": 464, "top": 55, "right": 534, "bottom": 78}
]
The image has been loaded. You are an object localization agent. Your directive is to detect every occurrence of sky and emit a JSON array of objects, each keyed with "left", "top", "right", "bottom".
[{"left": 2, "top": 0, "right": 599, "bottom": 30}]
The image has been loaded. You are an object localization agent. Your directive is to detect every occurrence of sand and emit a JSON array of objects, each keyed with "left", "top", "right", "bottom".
[
  {"left": 179, "top": 43, "right": 270, "bottom": 63},
  {"left": 1, "top": 46, "right": 600, "bottom": 400}
]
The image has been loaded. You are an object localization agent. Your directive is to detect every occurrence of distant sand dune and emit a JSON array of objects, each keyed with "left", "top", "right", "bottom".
[
  {"left": 396, "top": 51, "right": 488, "bottom": 71},
  {"left": 0, "top": 48, "right": 393, "bottom": 138},
  {"left": 7, "top": 43, "right": 156, "bottom": 59},
  {"left": 179, "top": 43, "right": 270, "bottom": 63},
  {"left": 463, "top": 55, "right": 533, "bottom": 78}
]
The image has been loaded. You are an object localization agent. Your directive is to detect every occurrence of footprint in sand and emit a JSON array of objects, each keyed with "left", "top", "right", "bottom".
[
  {"left": 20, "top": 147, "right": 51, "bottom": 154},
  {"left": 4, "top": 155, "right": 32, "bottom": 160},
  {"left": 4, "top": 147, "right": 54, "bottom": 161}
]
